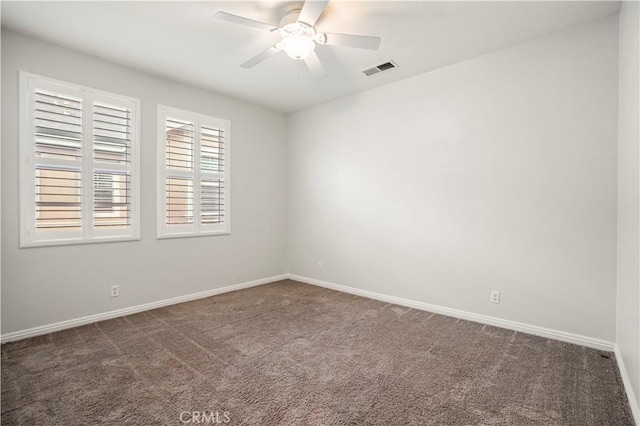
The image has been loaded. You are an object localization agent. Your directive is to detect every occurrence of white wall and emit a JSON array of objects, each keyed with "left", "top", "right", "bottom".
[
  {"left": 617, "top": 1, "right": 640, "bottom": 417},
  {"left": 287, "top": 15, "right": 620, "bottom": 342},
  {"left": 1, "top": 30, "right": 287, "bottom": 334}
]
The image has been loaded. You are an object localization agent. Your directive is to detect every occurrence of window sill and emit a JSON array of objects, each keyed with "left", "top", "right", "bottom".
[
  {"left": 156, "top": 230, "right": 231, "bottom": 240},
  {"left": 20, "top": 235, "right": 140, "bottom": 249}
]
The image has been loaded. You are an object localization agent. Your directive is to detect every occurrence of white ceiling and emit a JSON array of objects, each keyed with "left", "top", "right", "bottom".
[{"left": 2, "top": 1, "right": 621, "bottom": 113}]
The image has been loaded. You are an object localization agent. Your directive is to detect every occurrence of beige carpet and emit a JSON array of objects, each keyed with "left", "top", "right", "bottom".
[{"left": 1, "top": 279, "right": 634, "bottom": 425}]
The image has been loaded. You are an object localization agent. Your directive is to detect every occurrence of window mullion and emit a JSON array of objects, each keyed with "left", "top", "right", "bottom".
[
  {"left": 158, "top": 109, "right": 168, "bottom": 237},
  {"left": 159, "top": 124, "right": 166, "bottom": 237},
  {"left": 24, "top": 79, "right": 37, "bottom": 243},
  {"left": 93, "top": 161, "right": 131, "bottom": 173},
  {"left": 193, "top": 119, "right": 202, "bottom": 233},
  {"left": 32, "top": 157, "right": 84, "bottom": 170},
  {"left": 81, "top": 91, "right": 94, "bottom": 239},
  {"left": 164, "top": 168, "right": 193, "bottom": 179},
  {"left": 200, "top": 171, "right": 224, "bottom": 180}
]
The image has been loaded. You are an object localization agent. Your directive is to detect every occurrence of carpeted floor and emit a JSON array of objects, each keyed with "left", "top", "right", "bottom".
[{"left": 1, "top": 279, "right": 634, "bottom": 425}]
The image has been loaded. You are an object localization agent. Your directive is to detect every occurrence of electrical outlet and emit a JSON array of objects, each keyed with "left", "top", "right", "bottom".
[
  {"left": 491, "top": 290, "right": 500, "bottom": 304},
  {"left": 317, "top": 261, "right": 322, "bottom": 271},
  {"left": 111, "top": 285, "right": 120, "bottom": 298}
]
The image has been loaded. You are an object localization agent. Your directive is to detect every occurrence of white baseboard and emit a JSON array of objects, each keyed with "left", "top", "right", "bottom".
[
  {"left": 1, "top": 274, "right": 288, "bottom": 344},
  {"left": 287, "top": 274, "right": 615, "bottom": 352},
  {"left": 615, "top": 344, "right": 640, "bottom": 425},
  {"left": 1, "top": 272, "right": 618, "bottom": 353}
]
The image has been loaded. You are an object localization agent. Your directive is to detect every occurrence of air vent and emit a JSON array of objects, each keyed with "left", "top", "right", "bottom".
[{"left": 362, "top": 61, "right": 397, "bottom": 77}]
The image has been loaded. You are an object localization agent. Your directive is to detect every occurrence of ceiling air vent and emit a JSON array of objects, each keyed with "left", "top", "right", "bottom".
[{"left": 362, "top": 61, "right": 397, "bottom": 76}]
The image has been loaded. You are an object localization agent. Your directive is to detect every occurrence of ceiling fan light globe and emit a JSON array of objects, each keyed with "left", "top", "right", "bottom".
[{"left": 282, "top": 35, "right": 316, "bottom": 60}]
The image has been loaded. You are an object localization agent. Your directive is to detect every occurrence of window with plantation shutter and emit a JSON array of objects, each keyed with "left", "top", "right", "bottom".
[
  {"left": 157, "top": 105, "right": 230, "bottom": 238},
  {"left": 20, "top": 72, "right": 140, "bottom": 247}
]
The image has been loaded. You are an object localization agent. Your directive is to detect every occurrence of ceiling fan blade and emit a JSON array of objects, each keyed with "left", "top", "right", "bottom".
[
  {"left": 215, "top": 11, "right": 278, "bottom": 33},
  {"left": 297, "top": 0, "right": 329, "bottom": 27},
  {"left": 322, "top": 33, "right": 381, "bottom": 50},
  {"left": 303, "top": 51, "right": 327, "bottom": 80},
  {"left": 241, "top": 45, "right": 282, "bottom": 68}
]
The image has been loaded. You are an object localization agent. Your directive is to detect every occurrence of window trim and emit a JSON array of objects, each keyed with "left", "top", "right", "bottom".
[
  {"left": 156, "top": 104, "right": 231, "bottom": 239},
  {"left": 19, "top": 71, "right": 141, "bottom": 248}
]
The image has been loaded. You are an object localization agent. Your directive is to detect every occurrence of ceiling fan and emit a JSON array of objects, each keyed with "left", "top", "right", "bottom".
[{"left": 215, "top": 0, "right": 381, "bottom": 80}]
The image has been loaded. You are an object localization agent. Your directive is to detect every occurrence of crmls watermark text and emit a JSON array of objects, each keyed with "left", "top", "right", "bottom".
[{"left": 179, "top": 411, "right": 231, "bottom": 424}]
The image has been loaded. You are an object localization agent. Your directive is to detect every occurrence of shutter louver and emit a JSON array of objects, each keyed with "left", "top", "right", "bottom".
[
  {"left": 92, "top": 100, "right": 134, "bottom": 230},
  {"left": 93, "top": 171, "right": 131, "bottom": 229},
  {"left": 164, "top": 117, "right": 196, "bottom": 227},
  {"left": 93, "top": 102, "right": 131, "bottom": 164},
  {"left": 166, "top": 178, "right": 194, "bottom": 225},
  {"left": 34, "top": 88, "right": 83, "bottom": 232},
  {"left": 35, "top": 167, "right": 82, "bottom": 231},
  {"left": 34, "top": 90, "right": 82, "bottom": 160},
  {"left": 201, "top": 179, "right": 225, "bottom": 224},
  {"left": 200, "top": 124, "right": 225, "bottom": 225},
  {"left": 166, "top": 118, "right": 194, "bottom": 170},
  {"left": 200, "top": 125, "right": 224, "bottom": 173}
]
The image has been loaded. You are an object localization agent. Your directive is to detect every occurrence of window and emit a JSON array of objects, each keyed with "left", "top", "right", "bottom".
[
  {"left": 19, "top": 72, "right": 140, "bottom": 247},
  {"left": 157, "top": 105, "right": 230, "bottom": 238}
]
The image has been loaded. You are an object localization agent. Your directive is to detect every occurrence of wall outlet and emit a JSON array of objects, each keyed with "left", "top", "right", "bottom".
[
  {"left": 491, "top": 290, "right": 500, "bottom": 304},
  {"left": 317, "top": 261, "right": 323, "bottom": 271},
  {"left": 111, "top": 285, "right": 120, "bottom": 298}
]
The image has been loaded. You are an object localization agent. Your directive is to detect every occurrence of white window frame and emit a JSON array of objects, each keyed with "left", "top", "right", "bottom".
[
  {"left": 157, "top": 105, "right": 231, "bottom": 239},
  {"left": 19, "top": 71, "right": 141, "bottom": 248}
]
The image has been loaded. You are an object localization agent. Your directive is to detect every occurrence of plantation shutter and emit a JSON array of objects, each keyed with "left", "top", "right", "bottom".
[
  {"left": 92, "top": 100, "right": 133, "bottom": 230},
  {"left": 165, "top": 118, "right": 195, "bottom": 225},
  {"left": 158, "top": 105, "right": 230, "bottom": 238},
  {"left": 33, "top": 88, "right": 83, "bottom": 233},
  {"left": 200, "top": 124, "right": 225, "bottom": 225},
  {"left": 21, "top": 72, "right": 140, "bottom": 247}
]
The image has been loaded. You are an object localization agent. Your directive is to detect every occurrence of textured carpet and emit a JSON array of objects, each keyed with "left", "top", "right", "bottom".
[{"left": 1, "top": 279, "right": 634, "bottom": 425}]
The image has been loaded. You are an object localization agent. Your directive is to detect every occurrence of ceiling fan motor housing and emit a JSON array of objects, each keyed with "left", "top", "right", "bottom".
[{"left": 278, "top": 9, "right": 318, "bottom": 60}]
